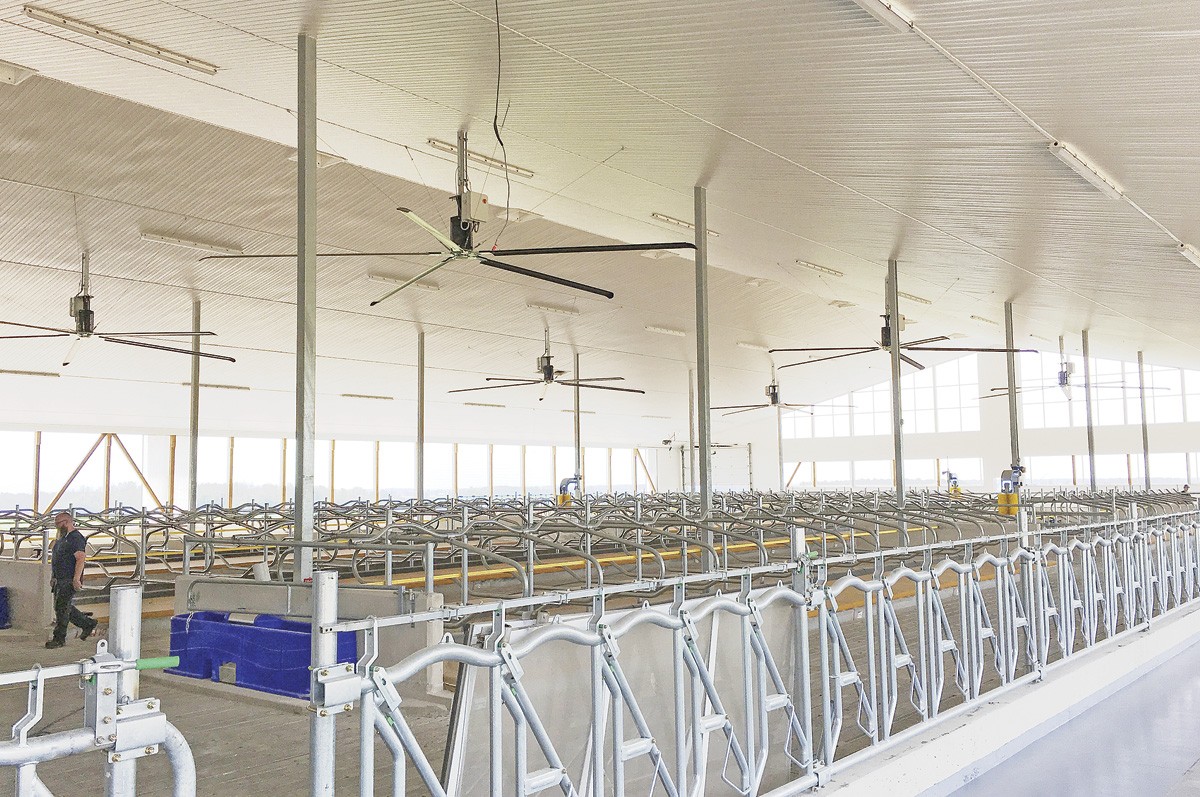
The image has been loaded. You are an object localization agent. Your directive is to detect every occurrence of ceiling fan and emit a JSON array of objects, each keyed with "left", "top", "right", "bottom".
[
  {"left": 712, "top": 367, "right": 850, "bottom": 416},
  {"left": 199, "top": 131, "right": 696, "bottom": 304},
  {"left": 980, "top": 335, "right": 1162, "bottom": 401},
  {"left": 448, "top": 328, "right": 645, "bottom": 401},
  {"left": 0, "top": 253, "right": 235, "bottom": 366},
  {"left": 771, "top": 304, "right": 1033, "bottom": 371}
]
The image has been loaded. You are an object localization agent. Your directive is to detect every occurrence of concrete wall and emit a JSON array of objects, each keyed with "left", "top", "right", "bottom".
[{"left": 0, "top": 558, "right": 51, "bottom": 631}]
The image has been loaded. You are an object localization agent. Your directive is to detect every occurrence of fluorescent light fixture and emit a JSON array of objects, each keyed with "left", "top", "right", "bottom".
[
  {"left": 847, "top": 0, "right": 914, "bottom": 33},
  {"left": 506, "top": 208, "right": 543, "bottom": 224},
  {"left": 140, "top": 232, "right": 242, "bottom": 256},
  {"left": 287, "top": 150, "right": 346, "bottom": 169},
  {"left": 340, "top": 393, "right": 393, "bottom": 401},
  {"left": 561, "top": 409, "right": 596, "bottom": 415},
  {"left": 179, "top": 382, "right": 251, "bottom": 391},
  {"left": 0, "top": 368, "right": 59, "bottom": 378},
  {"left": 366, "top": 273, "right": 440, "bottom": 292},
  {"left": 1030, "top": 334, "right": 1053, "bottom": 343},
  {"left": 897, "top": 290, "right": 932, "bottom": 306},
  {"left": 526, "top": 302, "right": 579, "bottom": 316},
  {"left": 642, "top": 414, "right": 670, "bottom": 420},
  {"left": 970, "top": 315, "right": 999, "bottom": 326},
  {"left": 736, "top": 341, "right": 770, "bottom": 352},
  {"left": 1180, "top": 243, "right": 1200, "bottom": 268},
  {"left": 0, "top": 58, "right": 36, "bottom": 85},
  {"left": 745, "top": 277, "right": 766, "bottom": 287},
  {"left": 23, "top": 5, "right": 220, "bottom": 75},
  {"left": 427, "top": 137, "right": 534, "bottom": 178},
  {"left": 795, "top": 260, "right": 844, "bottom": 278},
  {"left": 828, "top": 299, "right": 856, "bottom": 309},
  {"left": 1048, "top": 141, "right": 1124, "bottom": 200},
  {"left": 650, "top": 212, "right": 720, "bottom": 237},
  {"left": 645, "top": 325, "right": 686, "bottom": 337},
  {"left": 640, "top": 249, "right": 678, "bottom": 260},
  {"left": 464, "top": 401, "right": 506, "bottom": 408}
]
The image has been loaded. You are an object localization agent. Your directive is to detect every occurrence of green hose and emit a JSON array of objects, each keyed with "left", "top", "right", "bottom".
[{"left": 135, "top": 656, "right": 180, "bottom": 671}]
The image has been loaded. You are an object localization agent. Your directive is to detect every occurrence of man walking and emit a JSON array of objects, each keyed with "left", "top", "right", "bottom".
[{"left": 46, "top": 511, "right": 97, "bottom": 649}]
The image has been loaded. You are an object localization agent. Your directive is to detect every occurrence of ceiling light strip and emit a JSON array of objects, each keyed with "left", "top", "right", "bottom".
[
  {"left": 0, "top": 368, "right": 59, "bottom": 378},
  {"left": 427, "top": 138, "right": 534, "bottom": 178},
  {"left": 464, "top": 401, "right": 506, "bottom": 408},
  {"left": 795, "top": 260, "right": 844, "bottom": 277},
  {"left": 1180, "top": 244, "right": 1200, "bottom": 269},
  {"left": 366, "top": 273, "right": 440, "bottom": 292},
  {"left": 340, "top": 393, "right": 393, "bottom": 401},
  {"left": 1048, "top": 142, "right": 1124, "bottom": 200},
  {"left": 897, "top": 290, "right": 931, "bottom": 306},
  {"left": 650, "top": 212, "right": 720, "bottom": 238},
  {"left": 23, "top": 6, "right": 220, "bottom": 75},
  {"left": 140, "top": 232, "right": 242, "bottom": 256},
  {"left": 736, "top": 341, "right": 770, "bottom": 352},
  {"left": 970, "top": 315, "right": 1000, "bottom": 326},
  {"left": 847, "top": 0, "right": 914, "bottom": 33},
  {"left": 179, "top": 382, "right": 250, "bottom": 390},
  {"left": 526, "top": 302, "right": 579, "bottom": 316},
  {"left": 645, "top": 325, "right": 686, "bottom": 337}
]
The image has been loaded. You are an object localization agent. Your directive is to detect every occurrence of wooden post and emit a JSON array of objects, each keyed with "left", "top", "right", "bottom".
[
  {"left": 227, "top": 436, "right": 235, "bottom": 507},
  {"left": 43, "top": 434, "right": 106, "bottom": 515},
  {"left": 374, "top": 440, "right": 380, "bottom": 503},
  {"left": 280, "top": 438, "right": 287, "bottom": 505},
  {"left": 329, "top": 439, "right": 336, "bottom": 502},
  {"left": 103, "top": 433, "right": 113, "bottom": 509},
  {"left": 111, "top": 434, "right": 164, "bottom": 508}
]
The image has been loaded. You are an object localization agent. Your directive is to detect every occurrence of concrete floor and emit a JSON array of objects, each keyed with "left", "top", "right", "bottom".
[
  {"left": 955, "top": 638, "right": 1200, "bottom": 797},
  {"left": 0, "top": 620, "right": 449, "bottom": 797}
]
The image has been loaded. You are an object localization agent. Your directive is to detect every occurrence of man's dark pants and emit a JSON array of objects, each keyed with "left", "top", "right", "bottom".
[{"left": 51, "top": 580, "right": 91, "bottom": 643}]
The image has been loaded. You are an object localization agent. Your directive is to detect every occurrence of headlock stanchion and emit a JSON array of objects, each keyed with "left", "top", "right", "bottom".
[
  {"left": 299, "top": 497, "right": 1200, "bottom": 796},
  {"left": 0, "top": 585, "right": 195, "bottom": 797}
]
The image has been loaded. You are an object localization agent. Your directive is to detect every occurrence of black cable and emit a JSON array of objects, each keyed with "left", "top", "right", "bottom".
[{"left": 491, "top": 0, "right": 512, "bottom": 250}]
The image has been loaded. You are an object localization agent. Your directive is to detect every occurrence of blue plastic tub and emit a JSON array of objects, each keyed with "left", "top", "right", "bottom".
[
  {"left": 0, "top": 587, "right": 9, "bottom": 629},
  {"left": 166, "top": 611, "right": 356, "bottom": 699}
]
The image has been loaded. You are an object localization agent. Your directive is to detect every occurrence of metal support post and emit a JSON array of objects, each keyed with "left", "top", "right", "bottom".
[
  {"left": 105, "top": 585, "right": 142, "bottom": 796},
  {"left": 694, "top": 186, "right": 713, "bottom": 527},
  {"left": 188, "top": 300, "right": 200, "bottom": 511},
  {"left": 417, "top": 330, "right": 425, "bottom": 502},
  {"left": 776, "top": 405, "right": 785, "bottom": 491},
  {"left": 574, "top": 351, "right": 582, "bottom": 483},
  {"left": 1138, "top": 350, "right": 1151, "bottom": 490},
  {"left": 1082, "top": 330, "right": 1097, "bottom": 492},
  {"left": 687, "top": 368, "right": 697, "bottom": 493},
  {"left": 1004, "top": 301, "right": 1020, "bottom": 468},
  {"left": 310, "top": 570, "right": 338, "bottom": 795},
  {"left": 294, "top": 33, "right": 317, "bottom": 583},
  {"left": 886, "top": 259, "right": 905, "bottom": 508}
]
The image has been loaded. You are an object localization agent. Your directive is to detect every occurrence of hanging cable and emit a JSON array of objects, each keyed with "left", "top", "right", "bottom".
[{"left": 490, "top": 0, "right": 512, "bottom": 250}]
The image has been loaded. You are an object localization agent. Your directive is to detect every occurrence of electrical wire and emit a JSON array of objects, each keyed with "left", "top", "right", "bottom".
[{"left": 490, "top": 0, "right": 512, "bottom": 251}]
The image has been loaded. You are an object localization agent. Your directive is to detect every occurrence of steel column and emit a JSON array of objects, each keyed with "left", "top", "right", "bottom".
[
  {"left": 1138, "top": 351, "right": 1152, "bottom": 490},
  {"left": 694, "top": 186, "right": 713, "bottom": 526},
  {"left": 294, "top": 33, "right": 317, "bottom": 583},
  {"left": 188, "top": 300, "right": 200, "bottom": 511},
  {"left": 1082, "top": 330, "right": 1097, "bottom": 492},
  {"left": 687, "top": 368, "right": 697, "bottom": 493},
  {"left": 310, "top": 570, "right": 337, "bottom": 795},
  {"left": 574, "top": 351, "right": 582, "bottom": 481},
  {"left": 776, "top": 405, "right": 785, "bottom": 491},
  {"left": 417, "top": 330, "right": 425, "bottom": 502},
  {"left": 105, "top": 585, "right": 142, "bottom": 796},
  {"left": 1004, "top": 301, "right": 1020, "bottom": 468},
  {"left": 886, "top": 259, "right": 905, "bottom": 508}
]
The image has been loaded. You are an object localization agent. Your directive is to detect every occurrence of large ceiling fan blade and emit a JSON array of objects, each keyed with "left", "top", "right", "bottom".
[
  {"left": 559, "top": 381, "right": 646, "bottom": 394},
  {"left": 101, "top": 331, "right": 217, "bottom": 338},
  {"left": 396, "top": 207, "right": 464, "bottom": 253},
  {"left": 61, "top": 336, "right": 84, "bottom": 367},
  {"left": 489, "top": 242, "right": 697, "bottom": 257},
  {"left": 476, "top": 256, "right": 614, "bottom": 299},
  {"left": 898, "top": 353, "right": 926, "bottom": 371},
  {"left": 902, "top": 346, "right": 1037, "bottom": 354},
  {"left": 0, "top": 333, "right": 70, "bottom": 339},
  {"left": 900, "top": 335, "right": 951, "bottom": 347},
  {"left": 369, "top": 255, "right": 457, "bottom": 307},
  {"left": 769, "top": 346, "right": 876, "bottom": 354},
  {"left": 198, "top": 251, "right": 445, "bottom": 262},
  {"left": 979, "top": 391, "right": 1020, "bottom": 400},
  {"left": 568, "top": 377, "right": 625, "bottom": 382},
  {"left": 447, "top": 381, "right": 541, "bottom": 394},
  {"left": 711, "top": 404, "right": 768, "bottom": 410},
  {"left": 485, "top": 376, "right": 541, "bottom": 383},
  {"left": 0, "top": 319, "right": 75, "bottom": 335},
  {"left": 778, "top": 350, "right": 874, "bottom": 370},
  {"left": 100, "top": 336, "right": 237, "bottom": 363},
  {"left": 721, "top": 406, "right": 767, "bottom": 416}
]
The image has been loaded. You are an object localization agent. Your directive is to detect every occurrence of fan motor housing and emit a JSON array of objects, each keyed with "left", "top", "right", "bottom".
[
  {"left": 538, "top": 354, "right": 555, "bottom": 382},
  {"left": 70, "top": 294, "right": 95, "bottom": 336}
]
